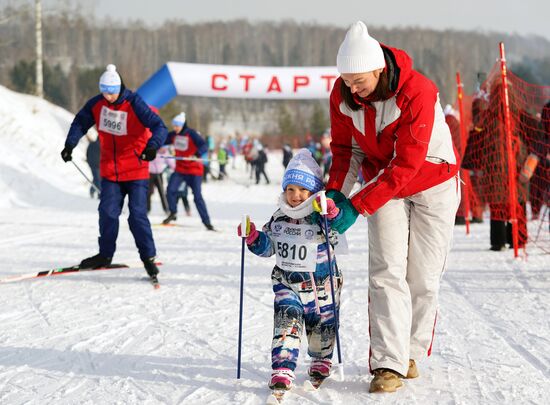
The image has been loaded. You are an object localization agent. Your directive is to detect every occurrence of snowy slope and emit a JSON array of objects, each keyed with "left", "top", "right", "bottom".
[
  {"left": 0, "top": 88, "right": 549, "bottom": 405},
  {"left": 0, "top": 85, "right": 96, "bottom": 210}
]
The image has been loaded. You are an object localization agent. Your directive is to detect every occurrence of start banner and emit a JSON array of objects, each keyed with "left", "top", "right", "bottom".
[{"left": 137, "top": 62, "right": 339, "bottom": 108}]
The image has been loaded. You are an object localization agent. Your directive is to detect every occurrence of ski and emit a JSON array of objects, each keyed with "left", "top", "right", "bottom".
[
  {"left": 0, "top": 262, "right": 162, "bottom": 284},
  {"left": 153, "top": 223, "right": 184, "bottom": 228},
  {"left": 266, "top": 389, "right": 287, "bottom": 404},
  {"left": 303, "top": 376, "right": 327, "bottom": 391}
]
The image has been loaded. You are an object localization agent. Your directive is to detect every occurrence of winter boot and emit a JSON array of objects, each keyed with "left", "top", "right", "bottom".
[
  {"left": 369, "top": 368, "right": 403, "bottom": 393},
  {"left": 308, "top": 358, "right": 332, "bottom": 378},
  {"left": 405, "top": 359, "right": 419, "bottom": 379},
  {"left": 79, "top": 254, "right": 112, "bottom": 269},
  {"left": 269, "top": 368, "right": 295, "bottom": 391},
  {"left": 454, "top": 216, "right": 466, "bottom": 225},
  {"left": 162, "top": 212, "right": 177, "bottom": 225},
  {"left": 205, "top": 224, "right": 216, "bottom": 231},
  {"left": 143, "top": 257, "right": 159, "bottom": 277}
]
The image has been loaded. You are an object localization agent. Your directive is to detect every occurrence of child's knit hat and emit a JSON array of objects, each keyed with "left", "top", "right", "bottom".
[{"left": 282, "top": 148, "right": 324, "bottom": 193}]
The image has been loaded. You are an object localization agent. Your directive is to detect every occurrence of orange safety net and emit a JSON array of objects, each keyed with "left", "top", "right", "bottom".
[{"left": 460, "top": 62, "right": 550, "bottom": 252}]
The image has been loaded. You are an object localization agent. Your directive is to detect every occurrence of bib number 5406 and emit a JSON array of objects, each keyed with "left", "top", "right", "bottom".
[{"left": 277, "top": 241, "right": 307, "bottom": 260}]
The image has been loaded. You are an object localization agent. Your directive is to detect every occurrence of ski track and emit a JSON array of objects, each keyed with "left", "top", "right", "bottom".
[
  {"left": 0, "top": 149, "right": 549, "bottom": 404},
  {"left": 446, "top": 277, "right": 550, "bottom": 379}
]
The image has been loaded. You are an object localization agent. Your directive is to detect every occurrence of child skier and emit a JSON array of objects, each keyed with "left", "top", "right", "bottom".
[{"left": 237, "top": 149, "right": 343, "bottom": 394}]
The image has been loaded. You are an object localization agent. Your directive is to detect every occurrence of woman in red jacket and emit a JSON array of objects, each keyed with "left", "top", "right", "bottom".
[{"left": 326, "top": 22, "right": 460, "bottom": 393}]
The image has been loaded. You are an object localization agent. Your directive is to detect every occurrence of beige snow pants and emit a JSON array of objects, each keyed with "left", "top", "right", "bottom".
[{"left": 367, "top": 176, "right": 460, "bottom": 376}]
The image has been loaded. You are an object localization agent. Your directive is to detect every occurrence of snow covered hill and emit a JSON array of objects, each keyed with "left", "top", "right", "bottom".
[{"left": 0, "top": 87, "right": 548, "bottom": 404}]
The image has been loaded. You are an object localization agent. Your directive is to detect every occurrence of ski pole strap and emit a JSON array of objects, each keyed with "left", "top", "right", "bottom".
[
  {"left": 319, "top": 190, "right": 328, "bottom": 216},
  {"left": 158, "top": 155, "right": 220, "bottom": 163},
  {"left": 241, "top": 215, "right": 250, "bottom": 237}
]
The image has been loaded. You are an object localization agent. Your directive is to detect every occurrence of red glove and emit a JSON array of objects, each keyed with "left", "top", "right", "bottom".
[
  {"left": 314, "top": 195, "right": 340, "bottom": 219},
  {"left": 237, "top": 222, "right": 259, "bottom": 245}
]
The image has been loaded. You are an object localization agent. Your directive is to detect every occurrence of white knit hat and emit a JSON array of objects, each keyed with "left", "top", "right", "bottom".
[
  {"left": 172, "top": 112, "right": 186, "bottom": 127},
  {"left": 99, "top": 64, "right": 121, "bottom": 94},
  {"left": 282, "top": 148, "right": 324, "bottom": 193},
  {"left": 337, "top": 21, "right": 385, "bottom": 74}
]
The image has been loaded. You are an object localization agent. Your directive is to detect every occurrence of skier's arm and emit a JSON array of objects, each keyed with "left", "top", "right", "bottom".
[
  {"left": 247, "top": 218, "right": 276, "bottom": 257},
  {"left": 187, "top": 129, "right": 208, "bottom": 157},
  {"left": 65, "top": 96, "right": 102, "bottom": 148},
  {"left": 131, "top": 94, "right": 168, "bottom": 149}
]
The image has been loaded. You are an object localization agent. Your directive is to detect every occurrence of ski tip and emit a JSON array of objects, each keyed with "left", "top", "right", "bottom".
[
  {"left": 266, "top": 392, "right": 284, "bottom": 404},
  {"left": 303, "top": 379, "right": 317, "bottom": 391}
]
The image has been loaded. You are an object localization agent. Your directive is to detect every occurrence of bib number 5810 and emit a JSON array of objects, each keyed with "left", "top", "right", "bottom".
[{"left": 277, "top": 241, "right": 307, "bottom": 260}]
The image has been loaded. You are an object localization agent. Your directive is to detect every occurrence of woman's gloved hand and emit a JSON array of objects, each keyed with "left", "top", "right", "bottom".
[{"left": 326, "top": 190, "right": 359, "bottom": 233}]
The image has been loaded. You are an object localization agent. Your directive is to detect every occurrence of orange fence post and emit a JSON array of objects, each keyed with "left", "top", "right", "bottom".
[
  {"left": 456, "top": 72, "right": 472, "bottom": 235},
  {"left": 499, "top": 42, "right": 519, "bottom": 258}
]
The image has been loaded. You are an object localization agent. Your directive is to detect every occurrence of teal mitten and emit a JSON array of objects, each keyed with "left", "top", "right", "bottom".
[{"left": 326, "top": 190, "right": 359, "bottom": 233}]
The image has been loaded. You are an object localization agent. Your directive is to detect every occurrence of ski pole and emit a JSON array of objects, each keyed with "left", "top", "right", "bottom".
[
  {"left": 158, "top": 155, "right": 220, "bottom": 163},
  {"left": 319, "top": 191, "right": 344, "bottom": 380},
  {"left": 237, "top": 214, "right": 249, "bottom": 379},
  {"left": 71, "top": 161, "right": 100, "bottom": 194}
]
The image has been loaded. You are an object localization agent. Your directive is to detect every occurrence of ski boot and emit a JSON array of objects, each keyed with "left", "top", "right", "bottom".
[
  {"left": 267, "top": 368, "right": 294, "bottom": 403},
  {"left": 205, "top": 223, "right": 216, "bottom": 231},
  {"left": 304, "top": 358, "right": 331, "bottom": 390},
  {"left": 143, "top": 257, "right": 160, "bottom": 288},
  {"left": 79, "top": 253, "right": 112, "bottom": 269},
  {"left": 269, "top": 368, "right": 294, "bottom": 390},
  {"left": 162, "top": 212, "right": 177, "bottom": 225}
]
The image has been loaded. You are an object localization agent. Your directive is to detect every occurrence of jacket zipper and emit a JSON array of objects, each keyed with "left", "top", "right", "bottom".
[
  {"left": 112, "top": 134, "right": 119, "bottom": 181},
  {"left": 426, "top": 155, "right": 451, "bottom": 173},
  {"left": 377, "top": 102, "right": 387, "bottom": 136}
]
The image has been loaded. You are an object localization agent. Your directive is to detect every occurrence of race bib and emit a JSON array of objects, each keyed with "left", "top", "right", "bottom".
[
  {"left": 99, "top": 106, "right": 128, "bottom": 136},
  {"left": 271, "top": 223, "right": 320, "bottom": 272},
  {"left": 174, "top": 135, "right": 189, "bottom": 151}
]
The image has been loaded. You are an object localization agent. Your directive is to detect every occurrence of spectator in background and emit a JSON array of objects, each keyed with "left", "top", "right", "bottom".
[
  {"left": 282, "top": 143, "right": 293, "bottom": 168},
  {"left": 228, "top": 136, "right": 238, "bottom": 169},
  {"left": 86, "top": 135, "right": 101, "bottom": 198},
  {"left": 244, "top": 138, "right": 259, "bottom": 179},
  {"left": 463, "top": 84, "right": 528, "bottom": 250},
  {"left": 217, "top": 142, "right": 228, "bottom": 180},
  {"left": 523, "top": 100, "right": 549, "bottom": 220},
  {"left": 320, "top": 132, "right": 332, "bottom": 180},
  {"left": 444, "top": 104, "right": 483, "bottom": 224},
  {"left": 255, "top": 141, "right": 270, "bottom": 185}
]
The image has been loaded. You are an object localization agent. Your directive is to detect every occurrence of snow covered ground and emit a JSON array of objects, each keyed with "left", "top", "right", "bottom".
[{"left": 0, "top": 85, "right": 549, "bottom": 404}]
